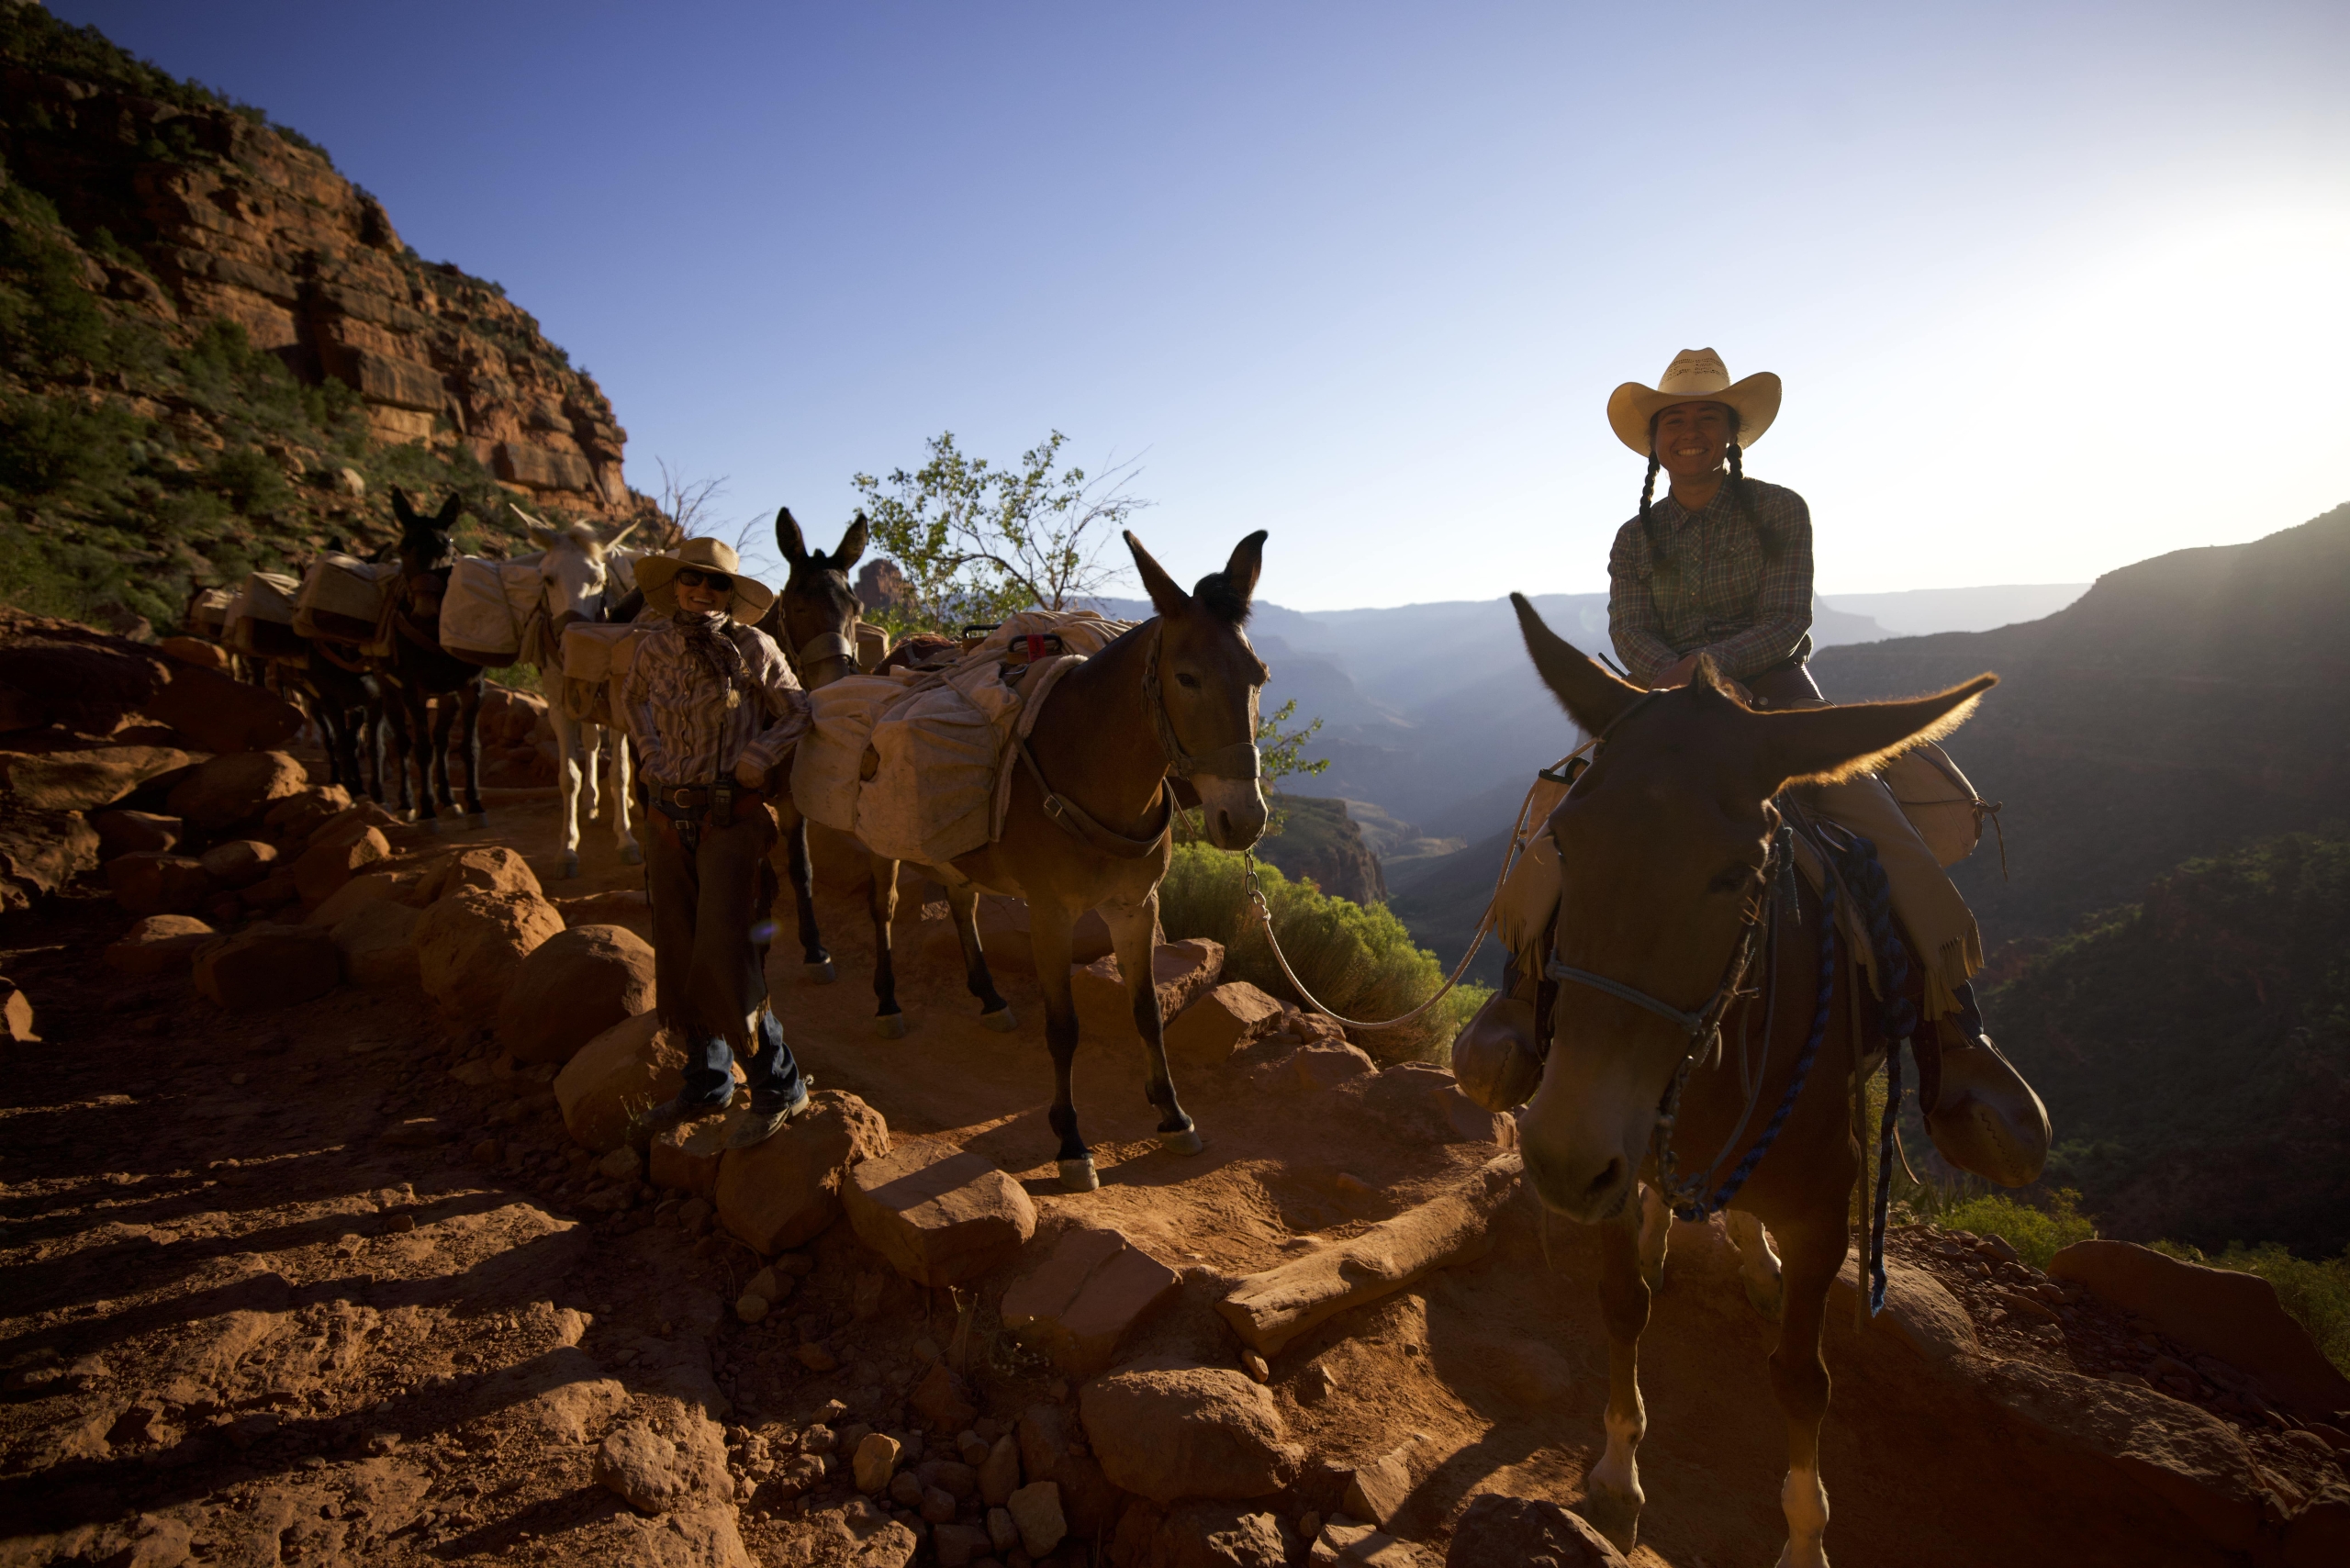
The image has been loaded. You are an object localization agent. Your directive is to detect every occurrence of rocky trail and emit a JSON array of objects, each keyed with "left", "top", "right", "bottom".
[{"left": 5, "top": 741, "right": 2349, "bottom": 1568}]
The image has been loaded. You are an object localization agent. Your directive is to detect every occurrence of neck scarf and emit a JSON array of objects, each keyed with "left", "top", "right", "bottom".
[{"left": 676, "top": 610, "right": 748, "bottom": 711}]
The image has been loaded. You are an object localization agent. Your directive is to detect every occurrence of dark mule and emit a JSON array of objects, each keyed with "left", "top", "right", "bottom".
[
  {"left": 1508, "top": 594, "right": 1992, "bottom": 1566},
  {"left": 285, "top": 645, "right": 385, "bottom": 802},
  {"left": 754, "top": 507, "right": 865, "bottom": 986},
  {"left": 937, "top": 531, "right": 1270, "bottom": 1190},
  {"left": 381, "top": 490, "right": 487, "bottom": 827}
]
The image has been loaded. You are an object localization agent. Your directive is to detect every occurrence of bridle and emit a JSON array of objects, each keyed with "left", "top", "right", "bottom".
[{"left": 1538, "top": 691, "right": 1837, "bottom": 1221}]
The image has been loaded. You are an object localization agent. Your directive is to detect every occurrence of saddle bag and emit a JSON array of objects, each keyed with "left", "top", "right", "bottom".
[
  {"left": 1881, "top": 742, "right": 1998, "bottom": 868},
  {"left": 294, "top": 554, "right": 399, "bottom": 646},
  {"left": 558, "top": 622, "right": 649, "bottom": 727},
  {"left": 185, "top": 587, "right": 234, "bottom": 640},
  {"left": 438, "top": 556, "right": 539, "bottom": 665},
  {"left": 229, "top": 571, "right": 306, "bottom": 662}
]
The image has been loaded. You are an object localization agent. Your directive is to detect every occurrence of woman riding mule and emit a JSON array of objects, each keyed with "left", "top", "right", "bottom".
[{"left": 1602, "top": 348, "right": 2046, "bottom": 1185}]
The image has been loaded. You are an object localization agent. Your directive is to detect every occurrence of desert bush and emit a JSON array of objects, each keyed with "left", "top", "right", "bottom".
[
  {"left": 2149, "top": 1240, "right": 2350, "bottom": 1376},
  {"left": 1158, "top": 842, "right": 1488, "bottom": 1067},
  {"left": 1941, "top": 1187, "right": 2098, "bottom": 1271}
]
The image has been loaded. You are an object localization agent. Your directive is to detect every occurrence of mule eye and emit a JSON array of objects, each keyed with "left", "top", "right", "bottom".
[{"left": 1176, "top": 672, "right": 1201, "bottom": 690}]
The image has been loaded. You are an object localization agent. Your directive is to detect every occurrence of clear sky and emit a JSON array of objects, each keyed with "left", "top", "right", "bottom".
[{"left": 51, "top": 1, "right": 2350, "bottom": 608}]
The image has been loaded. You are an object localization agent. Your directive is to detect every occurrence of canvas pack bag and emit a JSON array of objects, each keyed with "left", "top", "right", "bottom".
[
  {"left": 439, "top": 556, "right": 544, "bottom": 665},
  {"left": 558, "top": 621, "right": 652, "bottom": 727},
  {"left": 185, "top": 587, "right": 233, "bottom": 641},
  {"left": 294, "top": 554, "right": 399, "bottom": 647},
  {"left": 229, "top": 571, "right": 306, "bottom": 661},
  {"left": 1880, "top": 742, "right": 1998, "bottom": 868}
]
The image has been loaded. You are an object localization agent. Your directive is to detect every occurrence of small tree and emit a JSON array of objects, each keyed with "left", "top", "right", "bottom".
[
  {"left": 852, "top": 430, "right": 1148, "bottom": 635},
  {"left": 650, "top": 457, "right": 726, "bottom": 551}
]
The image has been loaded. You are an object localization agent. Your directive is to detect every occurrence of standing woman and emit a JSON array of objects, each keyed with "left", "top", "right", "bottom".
[{"left": 1604, "top": 349, "right": 2047, "bottom": 1186}]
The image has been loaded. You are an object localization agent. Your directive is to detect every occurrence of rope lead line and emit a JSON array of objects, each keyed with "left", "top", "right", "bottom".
[{"left": 1240, "top": 739, "right": 1598, "bottom": 1033}]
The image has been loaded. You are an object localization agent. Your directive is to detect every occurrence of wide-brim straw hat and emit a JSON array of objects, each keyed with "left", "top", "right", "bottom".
[
  {"left": 635, "top": 537, "right": 776, "bottom": 620},
  {"left": 1606, "top": 348, "right": 1782, "bottom": 455}
]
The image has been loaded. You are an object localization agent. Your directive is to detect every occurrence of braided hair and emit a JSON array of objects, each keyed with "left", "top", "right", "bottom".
[{"left": 1638, "top": 411, "right": 1780, "bottom": 596}]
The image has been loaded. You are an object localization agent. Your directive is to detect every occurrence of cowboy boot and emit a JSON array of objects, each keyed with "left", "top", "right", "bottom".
[{"left": 1914, "top": 991, "right": 2049, "bottom": 1187}]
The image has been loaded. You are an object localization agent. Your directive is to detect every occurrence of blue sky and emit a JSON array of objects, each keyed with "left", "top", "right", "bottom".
[{"left": 52, "top": 1, "right": 2350, "bottom": 608}]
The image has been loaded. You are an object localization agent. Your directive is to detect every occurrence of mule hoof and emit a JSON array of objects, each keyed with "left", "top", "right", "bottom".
[
  {"left": 980, "top": 1005, "right": 1016, "bottom": 1033},
  {"left": 805, "top": 960, "right": 837, "bottom": 984},
  {"left": 619, "top": 843, "right": 643, "bottom": 866},
  {"left": 1159, "top": 1126, "right": 1205, "bottom": 1157},
  {"left": 1058, "top": 1157, "right": 1100, "bottom": 1193},
  {"left": 559, "top": 853, "right": 581, "bottom": 881},
  {"left": 876, "top": 1014, "right": 908, "bottom": 1039},
  {"left": 1577, "top": 1486, "right": 1642, "bottom": 1555}
]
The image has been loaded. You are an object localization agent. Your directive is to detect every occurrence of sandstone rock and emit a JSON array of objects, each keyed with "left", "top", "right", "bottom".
[
  {"left": 912, "top": 1362, "right": 980, "bottom": 1431},
  {"left": 988, "top": 1506, "right": 1020, "bottom": 1553},
  {"left": 418, "top": 845, "right": 543, "bottom": 903},
  {"left": 142, "top": 664, "right": 303, "bottom": 754},
  {"left": 1131, "top": 1502, "right": 1292, "bottom": 1568},
  {"left": 853, "top": 1431, "right": 901, "bottom": 1493},
  {"left": 197, "top": 838, "right": 277, "bottom": 890},
  {"left": 1293, "top": 1039, "right": 1378, "bottom": 1092},
  {"left": 2050, "top": 1238, "right": 2350, "bottom": 1422},
  {"left": 844, "top": 1144, "right": 1036, "bottom": 1287},
  {"left": 194, "top": 924, "right": 341, "bottom": 1009},
  {"left": 1080, "top": 1356, "right": 1301, "bottom": 1504},
  {"left": 1, "top": 745, "right": 196, "bottom": 812},
  {"left": 1445, "top": 1495, "right": 1626, "bottom": 1567},
  {"left": 91, "top": 810, "right": 181, "bottom": 860},
  {"left": 651, "top": 1115, "right": 731, "bottom": 1197},
  {"left": 1164, "top": 980, "right": 1286, "bottom": 1064},
  {"left": 932, "top": 1522, "right": 990, "bottom": 1568},
  {"left": 554, "top": 887, "right": 655, "bottom": 941},
  {"left": 332, "top": 900, "right": 420, "bottom": 987},
  {"left": 1828, "top": 1254, "right": 1981, "bottom": 1368},
  {"left": 1, "top": 979, "right": 33, "bottom": 1043},
  {"left": 0, "top": 619, "right": 170, "bottom": 734},
  {"left": 0, "top": 801, "right": 99, "bottom": 908},
  {"left": 979, "top": 1432, "right": 1021, "bottom": 1506},
  {"left": 498, "top": 924, "right": 658, "bottom": 1067},
  {"left": 106, "top": 852, "right": 213, "bottom": 916},
  {"left": 104, "top": 913, "right": 216, "bottom": 977},
  {"left": 1001, "top": 1226, "right": 1182, "bottom": 1378},
  {"left": 556, "top": 1012, "right": 692, "bottom": 1153},
  {"left": 293, "top": 823, "right": 390, "bottom": 904},
  {"left": 307, "top": 871, "right": 399, "bottom": 928},
  {"left": 1313, "top": 1521, "right": 1433, "bottom": 1567},
  {"left": 1071, "top": 939, "right": 1225, "bottom": 1038},
  {"left": 158, "top": 635, "right": 229, "bottom": 670},
  {"left": 378, "top": 1116, "right": 455, "bottom": 1148},
  {"left": 594, "top": 1415, "right": 733, "bottom": 1514},
  {"left": 166, "top": 750, "right": 309, "bottom": 831},
  {"left": 599, "top": 1146, "right": 643, "bottom": 1182},
  {"left": 713, "top": 1090, "right": 890, "bottom": 1254},
  {"left": 414, "top": 887, "right": 565, "bottom": 1016},
  {"left": 240, "top": 868, "right": 299, "bottom": 911},
  {"left": 1007, "top": 1480, "right": 1067, "bottom": 1556},
  {"left": 1341, "top": 1443, "right": 1416, "bottom": 1529}
]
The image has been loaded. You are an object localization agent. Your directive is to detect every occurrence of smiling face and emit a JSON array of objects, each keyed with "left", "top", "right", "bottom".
[
  {"left": 1651, "top": 399, "right": 1736, "bottom": 482},
  {"left": 674, "top": 572, "right": 731, "bottom": 617}
]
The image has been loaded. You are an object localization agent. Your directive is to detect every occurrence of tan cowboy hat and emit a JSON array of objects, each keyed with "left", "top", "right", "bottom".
[
  {"left": 635, "top": 536, "right": 776, "bottom": 620},
  {"left": 1606, "top": 348, "right": 1782, "bottom": 455}
]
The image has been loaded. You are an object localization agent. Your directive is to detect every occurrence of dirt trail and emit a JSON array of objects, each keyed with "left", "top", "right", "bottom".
[{"left": 2, "top": 776, "right": 2341, "bottom": 1566}]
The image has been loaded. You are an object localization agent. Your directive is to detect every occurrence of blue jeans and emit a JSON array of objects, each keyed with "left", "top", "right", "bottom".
[
  {"left": 647, "top": 796, "right": 805, "bottom": 1114},
  {"left": 680, "top": 1008, "right": 805, "bottom": 1112}
]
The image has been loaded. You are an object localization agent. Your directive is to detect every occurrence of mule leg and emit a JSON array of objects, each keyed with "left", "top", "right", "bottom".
[
  {"left": 1767, "top": 1205, "right": 1849, "bottom": 1568},
  {"left": 1637, "top": 1182, "right": 1672, "bottom": 1292},
  {"left": 1582, "top": 1199, "right": 1651, "bottom": 1553},
  {"left": 1102, "top": 891, "right": 1198, "bottom": 1155},
  {"left": 608, "top": 722, "right": 641, "bottom": 864},
  {"left": 946, "top": 883, "right": 1013, "bottom": 1029},
  {"left": 770, "top": 801, "right": 831, "bottom": 980},
  {"left": 551, "top": 703, "right": 585, "bottom": 879},
  {"left": 399, "top": 691, "right": 436, "bottom": 825},
  {"left": 870, "top": 857, "right": 906, "bottom": 1037},
  {"left": 362, "top": 694, "right": 386, "bottom": 804},
  {"left": 1727, "top": 1208, "right": 1786, "bottom": 1322},
  {"left": 1026, "top": 902, "right": 1092, "bottom": 1191},
  {"left": 428, "top": 697, "right": 456, "bottom": 817},
  {"left": 454, "top": 683, "right": 485, "bottom": 818}
]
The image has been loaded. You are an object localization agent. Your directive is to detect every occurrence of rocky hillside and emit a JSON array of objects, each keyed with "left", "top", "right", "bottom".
[
  {"left": 1251, "top": 795, "right": 1387, "bottom": 905},
  {"left": 0, "top": 6, "right": 644, "bottom": 633}
]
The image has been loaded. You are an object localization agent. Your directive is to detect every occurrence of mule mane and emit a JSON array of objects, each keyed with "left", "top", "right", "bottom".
[{"left": 1191, "top": 569, "right": 1253, "bottom": 626}]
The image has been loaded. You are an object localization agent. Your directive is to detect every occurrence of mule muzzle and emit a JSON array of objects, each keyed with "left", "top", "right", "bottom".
[
  {"left": 1518, "top": 1044, "right": 1659, "bottom": 1225},
  {"left": 1194, "top": 776, "right": 1268, "bottom": 851}
]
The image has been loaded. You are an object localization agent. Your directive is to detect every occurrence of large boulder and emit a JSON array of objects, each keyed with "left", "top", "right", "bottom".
[
  {"left": 0, "top": 745, "right": 197, "bottom": 812},
  {"left": 1444, "top": 1495, "right": 1627, "bottom": 1567},
  {"left": 592, "top": 1410, "right": 734, "bottom": 1514},
  {"left": 1001, "top": 1226, "right": 1182, "bottom": 1379},
  {"left": 498, "top": 924, "right": 658, "bottom": 1067},
  {"left": 418, "top": 845, "right": 543, "bottom": 903},
  {"left": 104, "top": 913, "right": 217, "bottom": 977},
  {"left": 305, "top": 871, "right": 400, "bottom": 929},
  {"left": 557, "top": 1012, "right": 693, "bottom": 1152},
  {"left": 0, "top": 802, "right": 99, "bottom": 908},
  {"left": 843, "top": 1144, "right": 1036, "bottom": 1287},
  {"left": 1163, "top": 981, "right": 1286, "bottom": 1065},
  {"left": 196, "top": 839, "right": 277, "bottom": 890},
  {"left": 140, "top": 663, "right": 303, "bottom": 754},
  {"left": 166, "top": 751, "right": 309, "bottom": 832},
  {"left": 106, "top": 851, "right": 214, "bottom": 916},
  {"left": 332, "top": 900, "right": 421, "bottom": 987},
  {"left": 1080, "top": 1356, "right": 1301, "bottom": 1505},
  {"left": 650, "top": 1117, "right": 730, "bottom": 1197},
  {"left": 194, "top": 924, "right": 341, "bottom": 1010},
  {"left": 1112, "top": 1502, "right": 1291, "bottom": 1568},
  {"left": 714, "top": 1091, "right": 891, "bottom": 1254},
  {"left": 0, "top": 615, "right": 171, "bottom": 734},
  {"left": 414, "top": 887, "right": 565, "bottom": 1016},
  {"left": 1071, "top": 940, "right": 1225, "bottom": 1039},
  {"left": 2049, "top": 1239, "right": 2350, "bottom": 1422},
  {"left": 293, "top": 823, "right": 391, "bottom": 905},
  {"left": 91, "top": 810, "right": 181, "bottom": 860}
]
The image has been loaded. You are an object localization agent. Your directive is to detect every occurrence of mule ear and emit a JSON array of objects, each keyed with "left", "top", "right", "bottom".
[
  {"left": 607, "top": 520, "right": 639, "bottom": 551},
  {"left": 1753, "top": 676, "right": 1998, "bottom": 789},
  {"left": 1125, "top": 531, "right": 1189, "bottom": 617},
  {"left": 511, "top": 504, "right": 559, "bottom": 552},
  {"left": 1513, "top": 593, "right": 1642, "bottom": 737},
  {"left": 1222, "top": 531, "right": 1265, "bottom": 607},
  {"left": 391, "top": 487, "right": 419, "bottom": 531},
  {"left": 434, "top": 494, "right": 463, "bottom": 530},
  {"left": 776, "top": 506, "right": 809, "bottom": 566},
  {"left": 832, "top": 511, "right": 869, "bottom": 571}
]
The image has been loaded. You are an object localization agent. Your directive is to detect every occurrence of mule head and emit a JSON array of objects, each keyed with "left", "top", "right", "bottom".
[
  {"left": 1128, "top": 529, "right": 1272, "bottom": 850},
  {"left": 390, "top": 488, "right": 462, "bottom": 575},
  {"left": 512, "top": 503, "right": 612, "bottom": 626},
  {"left": 768, "top": 506, "right": 868, "bottom": 688},
  {"left": 1507, "top": 594, "right": 1996, "bottom": 1223}
]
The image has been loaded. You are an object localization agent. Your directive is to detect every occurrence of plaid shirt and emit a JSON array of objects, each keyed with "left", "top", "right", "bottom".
[
  {"left": 1607, "top": 477, "right": 1814, "bottom": 686},
  {"left": 619, "top": 615, "right": 810, "bottom": 786}
]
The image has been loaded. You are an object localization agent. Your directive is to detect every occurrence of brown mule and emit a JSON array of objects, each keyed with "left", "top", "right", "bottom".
[{"left": 1510, "top": 594, "right": 1994, "bottom": 1567}]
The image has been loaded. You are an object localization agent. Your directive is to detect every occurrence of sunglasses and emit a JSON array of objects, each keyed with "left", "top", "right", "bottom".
[{"left": 675, "top": 568, "right": 735, "bottom": 592}]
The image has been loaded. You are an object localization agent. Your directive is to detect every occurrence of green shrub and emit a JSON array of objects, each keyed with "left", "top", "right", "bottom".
[
  {"left": 1158, "top": 842, "right": 1489, "bottom": 1067},
  {"left": 1942, "top": 1188, "right": 2098, "bottom": 1271},
  {"left": 2150, "top": 1241, "right": 2350, "bottom": 1376}
]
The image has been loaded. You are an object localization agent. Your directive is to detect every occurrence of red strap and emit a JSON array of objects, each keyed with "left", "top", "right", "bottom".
[{"left": 1025, "top": 633, "right": 1047, "bottom": 663}]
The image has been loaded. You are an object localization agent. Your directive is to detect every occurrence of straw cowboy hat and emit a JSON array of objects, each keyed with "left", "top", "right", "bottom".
[
  {"left": 635, "top": 536, "right": 777, "bottom": 620},
  {"left": 1606, "top": 348, "right": 1782, "bottom": 455}
]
